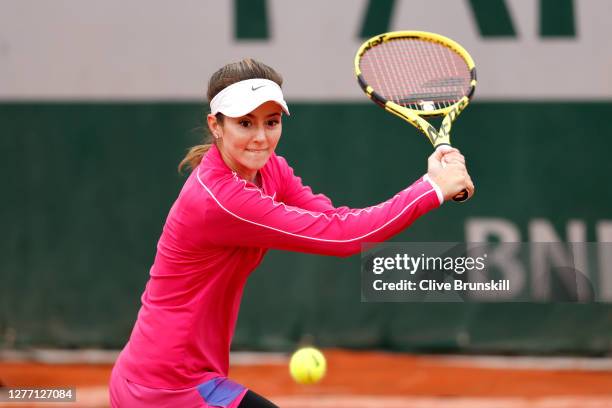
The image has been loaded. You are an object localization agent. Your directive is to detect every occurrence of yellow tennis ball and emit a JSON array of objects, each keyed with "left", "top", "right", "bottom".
[{"left": 289, "top": 347, "right": 326, "bottom": 385}]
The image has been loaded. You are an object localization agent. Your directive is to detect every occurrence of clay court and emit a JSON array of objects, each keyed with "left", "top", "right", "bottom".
[{"left": 2, "top": 349, "right": 611, "bottom": 407}]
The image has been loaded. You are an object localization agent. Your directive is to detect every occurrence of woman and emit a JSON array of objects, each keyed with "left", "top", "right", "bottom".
[{"left": 109, "top": 58, "right": 474, "bottom": 407}]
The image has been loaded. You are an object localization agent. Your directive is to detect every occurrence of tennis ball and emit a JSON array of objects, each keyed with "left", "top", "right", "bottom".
[{"left": 289, "top": 347, "right": 326, "bottom": 385}]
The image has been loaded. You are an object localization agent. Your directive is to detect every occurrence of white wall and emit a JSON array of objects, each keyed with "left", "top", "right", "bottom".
[{"left": 0, "top": 0, "right": 610, "bottom": 100}]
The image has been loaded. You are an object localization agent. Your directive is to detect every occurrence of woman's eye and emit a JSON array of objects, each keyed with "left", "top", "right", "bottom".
[
  {"left": 239, "top": 120, "right": 251, "bottom": 128},
  {"left": 266, "top": 120, "right": 279, "bottom": 127}
]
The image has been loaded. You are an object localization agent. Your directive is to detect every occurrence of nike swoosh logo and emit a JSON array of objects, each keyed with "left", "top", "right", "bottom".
[{"left": 251, "top": 85, "right": 266, "bottom": 91}]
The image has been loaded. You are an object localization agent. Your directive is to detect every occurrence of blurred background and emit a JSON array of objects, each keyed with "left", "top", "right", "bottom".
[{"left": 1, "top": 0, "right": 611, "bottom": 407}]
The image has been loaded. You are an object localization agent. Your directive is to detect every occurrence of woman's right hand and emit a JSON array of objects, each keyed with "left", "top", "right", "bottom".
[{"left": 427, "top": 146, "right": 475, "bottom": 202}]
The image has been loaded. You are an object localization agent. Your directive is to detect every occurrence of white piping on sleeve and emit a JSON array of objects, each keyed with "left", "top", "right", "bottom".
[
  {"left": 196, "top": 168, "right": 436, "bottom": 244},
  {"left": 234, "top": 172, "right": 396, "bottom": 220},
  {"left": 423, "top": 174, "right": 444, "bottom": 205}
]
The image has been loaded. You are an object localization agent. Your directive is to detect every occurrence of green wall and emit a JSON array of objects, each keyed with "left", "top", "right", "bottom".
[{"left": 1, "top": 102, "right": 611, "bottom": 353}]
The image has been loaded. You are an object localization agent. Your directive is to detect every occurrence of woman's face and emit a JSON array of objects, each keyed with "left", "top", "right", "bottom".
[{"left": 208, "top": 101, "right": 283, "bottom": 182}]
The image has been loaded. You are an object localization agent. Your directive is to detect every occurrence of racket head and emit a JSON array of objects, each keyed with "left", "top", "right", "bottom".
[{"left": 355, "top": 31, "right": 476, "bottom": 120}]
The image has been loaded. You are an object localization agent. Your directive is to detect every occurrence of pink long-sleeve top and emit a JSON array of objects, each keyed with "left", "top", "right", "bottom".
[{"left": 116, "top": 144, "right": 443, "bottom": 389}]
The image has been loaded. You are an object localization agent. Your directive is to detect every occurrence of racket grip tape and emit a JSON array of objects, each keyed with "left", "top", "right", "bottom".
[{"left": 452, "top": 189, "right": 470, "bottom": 202}]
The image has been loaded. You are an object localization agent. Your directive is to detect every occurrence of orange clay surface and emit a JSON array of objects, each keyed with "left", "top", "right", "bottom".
[{"left": 1, "top": 349, "right": 611, "bottom": 407}]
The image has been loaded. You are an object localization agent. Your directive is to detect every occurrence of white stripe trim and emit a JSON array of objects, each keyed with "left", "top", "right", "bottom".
[
  {"left": 196, "top": 168, "right": 436, "bottom": 243},
  {"left": 235, "top": 172, "right": 402, "bottom": 220},
  {"left": 423, "top": 174, "right": 444, "bottom": 205}
]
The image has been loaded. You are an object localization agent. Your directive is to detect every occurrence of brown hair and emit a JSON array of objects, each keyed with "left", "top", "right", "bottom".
[{"left": 178, "top": 58, "right": 284, "bottom": 173}]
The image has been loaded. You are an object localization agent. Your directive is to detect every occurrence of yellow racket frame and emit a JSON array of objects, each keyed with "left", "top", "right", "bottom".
[{"left": 354, "top": 31, "right": 477, "bottom": 149}]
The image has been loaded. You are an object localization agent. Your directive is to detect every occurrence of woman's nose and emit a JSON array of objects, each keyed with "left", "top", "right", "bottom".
[{"left": 253, "top": 125, "right": 266, "bottom": 141}]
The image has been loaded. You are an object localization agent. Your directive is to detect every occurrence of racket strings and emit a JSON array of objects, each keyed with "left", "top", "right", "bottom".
[{"left": 359, "top": 38, "right": 471, "bottom": 112}]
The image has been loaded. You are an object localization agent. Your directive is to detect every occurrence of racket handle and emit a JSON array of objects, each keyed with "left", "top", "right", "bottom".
[{"left": 452, "top": 189, "right": 470, "bottom": 202}]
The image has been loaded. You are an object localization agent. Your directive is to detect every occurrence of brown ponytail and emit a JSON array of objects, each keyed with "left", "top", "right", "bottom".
[{"left": 178, "top": 58, "right": 284, "bottom": 173}]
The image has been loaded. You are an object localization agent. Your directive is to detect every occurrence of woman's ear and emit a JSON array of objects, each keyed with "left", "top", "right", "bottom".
[{"left": 207, "top": 114, "right": 221, "bottom": 139}]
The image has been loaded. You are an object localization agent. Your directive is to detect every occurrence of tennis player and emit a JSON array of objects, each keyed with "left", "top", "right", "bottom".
[{"left": 109, "top": 58, "right": 474, "bottom": 407}]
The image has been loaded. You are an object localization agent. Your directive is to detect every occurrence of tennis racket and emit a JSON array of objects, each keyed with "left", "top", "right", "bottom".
[{"left": 354, "top": 31, "right": 476, "bottom": 202}]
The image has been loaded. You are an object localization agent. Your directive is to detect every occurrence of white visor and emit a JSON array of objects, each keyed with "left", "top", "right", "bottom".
[{"left": 210, "top": 78, "right": 290, "bottom": 117}]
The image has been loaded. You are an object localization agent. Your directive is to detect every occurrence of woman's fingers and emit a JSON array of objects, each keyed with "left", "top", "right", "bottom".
[
  {"left": 441, "top": 151, "right": 465, "bottom": 165},
  {"left": 465, "top": 172, "right": 475, "bottom": 197},
  {"left": 428, "top": 147, "right": 474, "bottom": 202}
]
